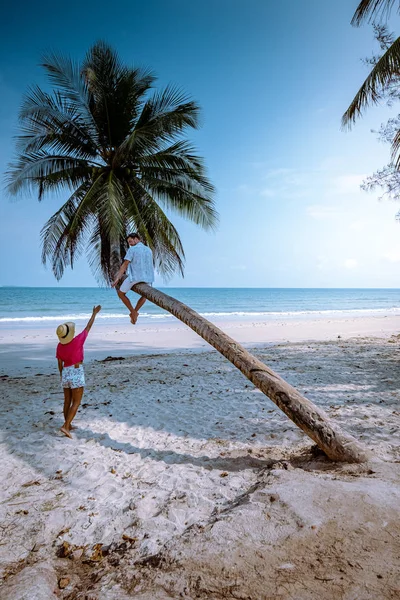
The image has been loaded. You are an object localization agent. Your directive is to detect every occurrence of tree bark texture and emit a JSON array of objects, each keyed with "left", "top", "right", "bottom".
[{"left": 133, "top": 284, "right": 370, "bottom": 463}]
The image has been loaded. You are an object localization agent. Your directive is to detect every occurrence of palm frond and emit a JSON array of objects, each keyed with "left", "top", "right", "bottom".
[
  {"left": 17, "top": 86, "right": 99, "bottom": 159},
  {"left": 139, "top": 141, "right": 214, "bottom": 192},
  {"left": 85, "top": 222, "right": 112, "bottom": 284},
  {"left": 116, "top": 85, "right": 200, "bottom": 163},
  {"left": 41, "top": 183, "right": 95, "bottom": 279},
  {"left": 41, "top": 172, "right": 107, "bottom": 278},
  {"left": 342, "top": 36, "right": 400, "bottom": 127},
  {"left": 141, "top": 176, "right": 218, "bottom": 230},
  {"left": 97, "top": 172, "right": 126, "bottom": 241},
  {"left": 351, "top": 0, "right": 398, "bottom": 26},
  {"left": 82, "top": 42, "right": 155, "bottom": 152},
  {"left": 123, "top": 181, "right": 154, "bottom": 247},
  {"left": 41, "top": 51, "right": 97, "bottom": 137},
  {"left": 5, "top": 153, "right": 94, "bottom": 198},
  {"left": 141, "top": 167, "right": 214, "bottom": 197},
  {"left": 390, "top": 128, "right": 400, "bottom": 167}
]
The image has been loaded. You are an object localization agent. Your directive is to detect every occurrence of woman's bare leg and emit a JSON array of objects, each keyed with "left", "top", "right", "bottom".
[
  {"left": 63, "top": 388, "right": 72, "bottom": 421},
  {"left": 61, "top": 387, "right": 84, "bottom": 438},
  {"left": 61, "top": 388, "right": 73, "bottom": 438}
]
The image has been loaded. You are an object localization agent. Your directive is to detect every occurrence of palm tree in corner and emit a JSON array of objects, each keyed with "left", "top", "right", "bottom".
[
  {"left": 343, "top": 0, "right": 400, "bottom": 128},
  {"left": 6, "top": 42, "right": 217, "bottom": 283},
  {"left": 6, "top": 42, "right": 368, "bottom": 463}
]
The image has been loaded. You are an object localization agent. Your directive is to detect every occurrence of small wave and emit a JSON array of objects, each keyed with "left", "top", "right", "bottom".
[
  {"left": 1, "top": 306, "right": 400, "bottom": 323},
  {"left": 0, "top": 313, "right": 132, "bottom": 323}
]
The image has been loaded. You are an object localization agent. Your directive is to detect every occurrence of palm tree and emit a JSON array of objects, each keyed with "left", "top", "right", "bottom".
[
  {"left": 6, "top": 42, "right": 218, "bottom": 283},
  {"left": 6, "top": 43, "right": 368, "bottom": 463},
  {"left": 343, "top": 0, "right": 400, "bottom": 127},
  {"left": 131, "top": 283, "right": 369, "bottom": 463}
]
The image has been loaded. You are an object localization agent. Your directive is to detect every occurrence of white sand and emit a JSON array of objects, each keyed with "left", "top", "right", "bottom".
[{"left": 0, "top": 314, "right": 400, "bottom": 599}]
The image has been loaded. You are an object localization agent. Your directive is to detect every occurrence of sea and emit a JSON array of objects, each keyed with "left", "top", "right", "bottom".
[{"left": 1, "top": 287, "right": 400, "bottom": 329}]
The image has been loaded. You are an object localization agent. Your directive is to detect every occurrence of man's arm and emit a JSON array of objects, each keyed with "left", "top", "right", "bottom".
[
  {"left": 57, "top": 358, "right": 63, "bottom": 377},
  {"left": 85, "top": 305, "right": 102, "bottom": 334},
  {"left": 111, "top": 260, "right": 130, "bottom": 288}
]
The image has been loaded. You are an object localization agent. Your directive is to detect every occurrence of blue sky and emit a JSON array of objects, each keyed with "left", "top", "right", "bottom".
[{"left": 1, "top": 0, "right": 400, "bottom": 287}]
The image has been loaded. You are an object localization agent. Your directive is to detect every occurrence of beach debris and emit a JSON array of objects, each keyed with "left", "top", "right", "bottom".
[
  {"left": 99, "top": 356, "right": 125, "bottom": 362},
  {"left": 21, "top": 480, "right": 41, "bottom": 487},
  {"left": 57, "top": 541, "right": 87, "bottom": 560},
  {"left": 220, "top": 472, "right": 229, "bottom": 477},
  {"left": 56, "top": 527, "right": 70, "bottom": 537},
  {"left": 87, "top": 543, "right": 106, "bottom": 562},
  {"left": 122, "top": 534, "right": 137, "bottom": 543},
  {"left": 57, "top": 541, "right": 73, "bottom": 558},
  {"left": 58, "top": 576, "right": 70, "bottom": 589},
  {"left": 277, "top": 563, "right": 295, "bottom": 570}
]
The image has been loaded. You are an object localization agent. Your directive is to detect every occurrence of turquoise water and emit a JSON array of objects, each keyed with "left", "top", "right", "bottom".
[{"left": 1, "top": 287, "right": 400, "bottom": 328}]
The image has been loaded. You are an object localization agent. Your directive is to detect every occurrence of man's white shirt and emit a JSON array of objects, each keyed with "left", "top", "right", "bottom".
[{"left": 124, "top": 242, "right": 154, "bottom": 284}]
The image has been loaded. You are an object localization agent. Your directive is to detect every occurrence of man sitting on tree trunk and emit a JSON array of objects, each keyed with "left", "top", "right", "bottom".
[{"left": 112, "top": 233, "right": 154, "bottom": 324}]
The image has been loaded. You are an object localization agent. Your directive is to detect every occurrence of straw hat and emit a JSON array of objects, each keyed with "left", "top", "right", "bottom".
[{"left": 56, "top": 322, "right": 76, "bottom": 345}]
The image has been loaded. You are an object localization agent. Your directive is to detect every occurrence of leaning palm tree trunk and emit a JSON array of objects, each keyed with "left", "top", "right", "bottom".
[{"left": 133, "top": 284, "right": 370, "bottom": 463}]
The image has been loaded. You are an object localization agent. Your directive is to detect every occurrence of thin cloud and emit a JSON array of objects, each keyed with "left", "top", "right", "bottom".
[
  {"left": 344, "top": 258, "right": 358, "bottom": 269},
  {"left": 333, "top": 174, "right": 366, "bottom": 195},
  {"left": 306, "top": 205, "right": 339, "bottom": 220},
  {"left": 381, "top": 249, "right": 400, "bottom": 263}
]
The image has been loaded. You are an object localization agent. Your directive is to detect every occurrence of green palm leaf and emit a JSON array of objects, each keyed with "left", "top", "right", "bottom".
[
  {"left": 342, "top": 36, "right": 400, "bottom": 127},
  {"left": 351, "top": 0, "right": 398, "bottom": 26},
  {"left": 41, "top": 173, "right": 106, "bottom": 278}
]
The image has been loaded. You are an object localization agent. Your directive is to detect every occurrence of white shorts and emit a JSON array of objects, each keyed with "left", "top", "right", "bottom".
[
  {"left": 61, "top": 365, "right": 85, "bottom": 389},
  {"left": 119, "top": 279, "right": 152, "bottom": 293}
]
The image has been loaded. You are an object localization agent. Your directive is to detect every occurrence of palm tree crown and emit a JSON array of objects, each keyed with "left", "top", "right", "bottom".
[
  {"left": 343, "top": 0, "right": 400, "bottom": 128},
  {"left": 6, "top": 42, "right": 218, "bottom": 283}
]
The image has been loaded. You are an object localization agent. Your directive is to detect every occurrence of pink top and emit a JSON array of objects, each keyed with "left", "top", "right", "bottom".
[{"left": 56, "top": 330, "right": 88, "bottom": 368}]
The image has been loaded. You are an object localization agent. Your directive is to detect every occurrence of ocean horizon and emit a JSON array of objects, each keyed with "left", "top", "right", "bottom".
[{"left": 1, "top": 287, "right": 400, "bottom": 327}]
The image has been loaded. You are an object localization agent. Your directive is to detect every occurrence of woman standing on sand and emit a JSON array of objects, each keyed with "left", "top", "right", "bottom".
[{"left": 56, "top": 305, "right": 101, "bottom": 438}]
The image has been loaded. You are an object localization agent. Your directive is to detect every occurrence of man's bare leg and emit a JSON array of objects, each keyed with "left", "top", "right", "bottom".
[
  {"left": 131, "top": 296, "right": 147, "bottom": 324},
  {"left": 61, "top": 387, "right": 84, "bottom": 438},
  {"left": 117, "top": 289, "right": 136, "bottom": 322}
]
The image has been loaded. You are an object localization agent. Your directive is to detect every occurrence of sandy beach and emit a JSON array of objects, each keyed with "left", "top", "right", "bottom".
[{"left": 1, "top": 313, "right": 400, "bottom": 599}]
